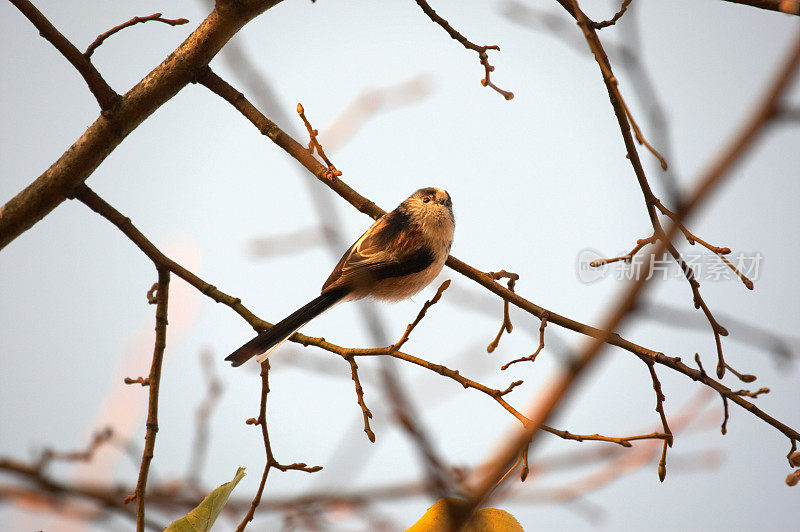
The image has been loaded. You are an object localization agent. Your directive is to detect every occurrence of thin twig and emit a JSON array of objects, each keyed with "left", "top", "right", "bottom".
[
  {"left": 345, "top": 356, "right": 375, "bottom": 443},
  {"left": 563, "top": 0, "right": 733, "bottom": 379},
  {"left": 590, "top": 0, "right": 634, "bottom": 29},
  {"left": 719, "top": 394, "right": 730, "bottom": 435},
  {"left": 729, "top": 387, "right": 770, "bottom": 398},
  {"left": 84, "top": 13, "right": 189, "bottom": 58},
  {"left": 413, "top": 0, "right": 513, "bottom": 100},
  {"left": 237, "top": 361, "right": 322, "bottom": 531},
  {"left": 643, "top": 360, "right": 672, "bottom": 481},
  {"left": 131, "top": 267, "right": 170, "bottom": 532},
  {"left": 37, "top": 428, "right": 114, "bottom": 469},
  {"left": 296, "top": 103, "right": 342, "bottom": 181},
  {"left": 502, "top": 315, "right": 547, "bottom": 370},
  {"left": 653, "top": 198, "right": 755, "bottom": 290},
  {"left": 539, "top": 426, "right": 670, "bottom": 448},
  {"left": 392, "top": 280, "right": 451, "bottom": 352},
  {"left": 590, "top": 235, "right": 656, "bottom": 267},
  {"left": 460, "top": 25, "right": 800, "bottom": 521},
  {"left": 618, "top": 87, "right": 669, "bottom": 169},
  {"left": 485, "top": 271, "right": 519, "bottom": 353}
]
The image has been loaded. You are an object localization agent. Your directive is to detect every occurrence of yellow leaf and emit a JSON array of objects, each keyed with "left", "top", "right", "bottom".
[
  {"left": 407, "top": 497, "right": 524, "bottom": 531},
  {"left": 165, "top": 467, "right": 246, "bottom": 532}
]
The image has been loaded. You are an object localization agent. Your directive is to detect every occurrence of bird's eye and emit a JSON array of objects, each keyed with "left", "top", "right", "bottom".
[{"left": 423, "top": 196, "right": 431, "bottom": 203}]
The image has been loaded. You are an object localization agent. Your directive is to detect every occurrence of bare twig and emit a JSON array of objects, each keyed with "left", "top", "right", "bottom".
[
  {"left": 653, "top": 199, "right": 755, "bottom": 290},
  {"left": 500, "top": 0, "right": 682, "bottom": 203},
  {"left": 461, "top": 27, "right": 800, "bottom": 521},
  {"left": 8, "top": 0, "right": 119, "bottom": 111},
  {"left": 345, "top": 356, "right": 375, "bottom": 443},
  {"left": 590, "top": 0, "right": 634, "bottom": 29},
  {"left": 146, "top": 282, "right": 159, "bottom": 304},
  {"left": 130, "top": 267, "right": 170, "bottom": 532},
  {"left": 618, "top": 88, "right": 669, "bottom": 169},
  {"left": 37, "top": 428, "right": 114, "bottom": 469},
  {"left": 237, "top": 361, "right": 322, "bottom": 531},
  {"left": 590, "top": 235, "right": 656, "bottom": 267},
  {"left": 124, "top": 376, "right": 150, "bottom": 387},
  {"left": 392, "top": 280, "right": 451, "bottom": 352},
  {"left": 502, "top": 315, "right": 547, "bottom": 370},
  {"left": 539, "top": 426, "right": 670, "bottom": 448},
  {"left": 559, "top": 0, "right": 773, "bottom": 380},
  {"left": 729, "top": 387, "right": 770, "bottom": 398},
  {"left": 643, "top": 360, "right": 672, "bottom": 481},
  {"left": 296, "top": 103, "right": 342, "bottom": 181},
  {"left": 413, "top": 0, "right": 513, "bottom": 99},
  {"left": 520, "top": 391, "right": 716, "bottom": 511},
  {"left": 485, "top": 271, "right": 519, "bottom": 353},
  {"left": 84, "top": 13, "right": 189, "bottom": 58}
]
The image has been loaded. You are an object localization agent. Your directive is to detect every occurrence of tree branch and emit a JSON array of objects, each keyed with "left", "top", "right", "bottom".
[
  {"left": 720, "top": 0, "right": 800, "bottom": 15},
  {"left": 462, "top": 26, "right": 800, "bottom": 519},
  {"left": 84, "top": 13, "right": 189, "bottom": 59},
  {"left": 412, "top": 0, "right": 514, "bottom": 99},
  {"left": 237, "top": 361, "right": 322, "bottom": 531},
  {"left": 0, "top": 0, "right": 284, "bottom": 252},
  {"left": 130, "top": 267, "right": 170, "bottom": 531},
  {"left": 193, "top": 66, "right": 800, "bottom": 445},
  {"left": 8, "top": 0, "right": 119, "bottom": 111}
]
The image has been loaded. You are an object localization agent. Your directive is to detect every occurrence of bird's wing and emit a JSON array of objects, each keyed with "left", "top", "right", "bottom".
[{"left": 322, "top": 210, "right": 433, "bottom": 292}]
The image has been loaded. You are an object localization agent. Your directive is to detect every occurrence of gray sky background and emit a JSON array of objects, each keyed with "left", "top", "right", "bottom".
[{"left": 2, "top": 0, "right": 799, "bottom": 530}]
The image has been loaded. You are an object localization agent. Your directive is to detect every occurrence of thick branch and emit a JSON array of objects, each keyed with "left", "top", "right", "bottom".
[
  {"left": 720, "top": 0, "right": 800, "bottom": 15},
  {"left": 0, "top": 0, "right": 283, "bottom": 252}
]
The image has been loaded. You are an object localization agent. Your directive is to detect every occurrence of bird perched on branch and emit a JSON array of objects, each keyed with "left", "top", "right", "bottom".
[{"left": 226, "top": 187, "right": 455, "bottom": 367}]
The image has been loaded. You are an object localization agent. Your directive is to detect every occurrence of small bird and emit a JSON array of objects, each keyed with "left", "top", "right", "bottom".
[{"left": 226, "top": 187, "right": 455, "bottom": 367}]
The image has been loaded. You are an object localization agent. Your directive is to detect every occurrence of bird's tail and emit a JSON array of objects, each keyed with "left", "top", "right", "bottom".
[{"left": 225, "top": 289, "right": 347, "bottom": 367}]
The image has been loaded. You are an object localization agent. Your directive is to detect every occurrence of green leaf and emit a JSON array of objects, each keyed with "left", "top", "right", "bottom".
[
  {"left": 406, "top": 497, "right": 524, "bottom": 531},
  {"left": 165, "top": 467, "right": 246, "bottom": 532}
]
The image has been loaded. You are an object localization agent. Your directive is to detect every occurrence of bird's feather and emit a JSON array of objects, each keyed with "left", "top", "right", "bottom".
[{"left": 224, "top": 288, "right": 348, "bottom": 367}]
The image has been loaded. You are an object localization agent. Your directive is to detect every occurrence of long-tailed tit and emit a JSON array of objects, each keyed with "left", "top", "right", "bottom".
[{"left": 225, "top": 187, "right": 455, "bottom": 367}]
